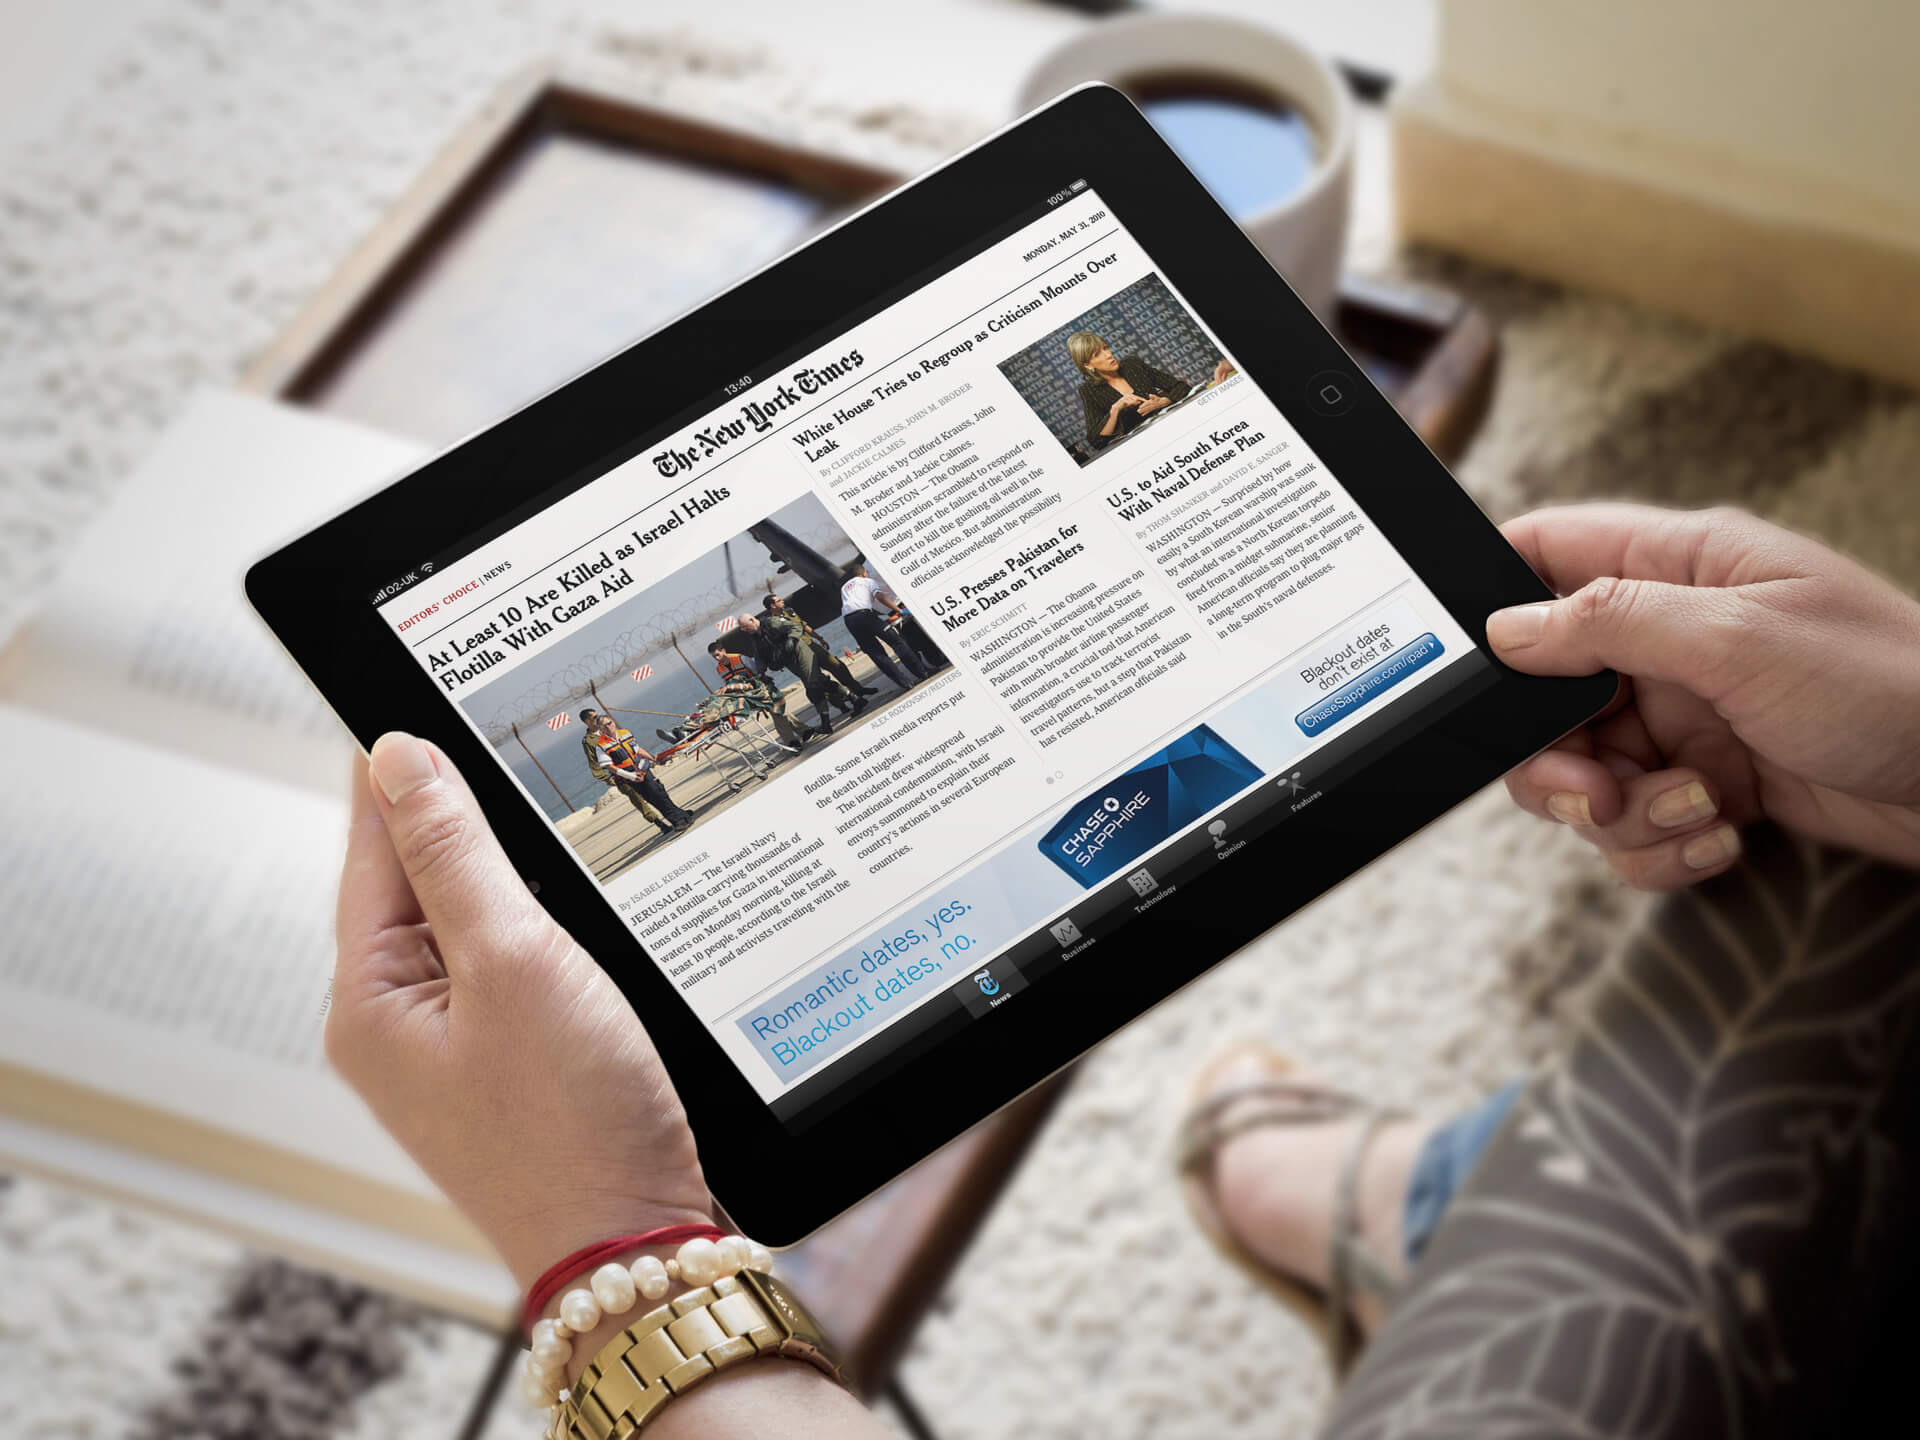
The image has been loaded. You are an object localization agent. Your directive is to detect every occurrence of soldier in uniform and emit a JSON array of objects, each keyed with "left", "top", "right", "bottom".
[
  {"left": 708, "top": 640, "right": 815, "bottom": 748},
  {"left": 735, "top": 613, "right": 865, "bottom": 735},
  {"left": 580, "top": 709, "right": 693, "bottom": 832},
  {"left": 764, "top": 592, "right": 874, "bottom": 698}
]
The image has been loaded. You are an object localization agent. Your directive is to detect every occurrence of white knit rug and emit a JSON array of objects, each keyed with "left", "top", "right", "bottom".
[{"left": 4, "top": 4, "right": 1918, "bottom": 1438}]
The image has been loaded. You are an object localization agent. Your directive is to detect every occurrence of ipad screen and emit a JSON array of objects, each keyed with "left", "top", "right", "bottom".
[{"left": 371, "top": 183, "right": 1492, "bottom": 1127}]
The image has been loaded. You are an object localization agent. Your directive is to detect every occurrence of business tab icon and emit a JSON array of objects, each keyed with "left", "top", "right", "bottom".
[{"left": 1037, "top": 724, "right": 1260, "bottom": 888}]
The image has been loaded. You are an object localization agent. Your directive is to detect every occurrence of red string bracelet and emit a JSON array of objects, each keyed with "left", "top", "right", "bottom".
[{"left": 522, "top": 1224, "right": 726, "bottom": 1336}]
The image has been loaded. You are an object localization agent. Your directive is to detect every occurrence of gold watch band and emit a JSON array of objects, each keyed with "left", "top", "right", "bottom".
[{"left": 549, "top": 1269, "right": 841, "bottom": 1440}]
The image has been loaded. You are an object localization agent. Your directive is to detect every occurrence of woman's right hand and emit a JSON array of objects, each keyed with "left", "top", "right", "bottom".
[
  {"left": 1490, "top": 504, "right": 1920, "bottom": 887},
  {"left": 1110, "top": 392, "right": 1147, "bottom": 417}
]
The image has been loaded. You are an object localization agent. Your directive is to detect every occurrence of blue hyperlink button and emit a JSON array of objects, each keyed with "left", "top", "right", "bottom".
[{"left": 1295, "top": 633, "right": 1445, "bottom": 736}]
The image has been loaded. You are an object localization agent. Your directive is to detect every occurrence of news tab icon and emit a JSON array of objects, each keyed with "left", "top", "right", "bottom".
[{"left": 1049, "top": 917, "right": 1083, "bottom": 947}]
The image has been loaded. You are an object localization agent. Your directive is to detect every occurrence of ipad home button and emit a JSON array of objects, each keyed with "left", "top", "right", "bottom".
[{"left": 1306, "top": 369, "right": 1358, "bottom": 416}]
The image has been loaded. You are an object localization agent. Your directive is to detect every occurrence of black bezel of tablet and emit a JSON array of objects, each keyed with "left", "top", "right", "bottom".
[{"left": 249, "top": 85, "right": 1614, "bottom": 1245}]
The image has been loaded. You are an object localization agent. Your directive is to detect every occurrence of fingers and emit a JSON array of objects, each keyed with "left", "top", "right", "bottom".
[
  {"left": 1515, "top": 758, "right": 1743, "bottom": 889},
  {"left": 1504, "top": 740, "right": 1627, "bottom": 828},
  {"left": 1485, "top": 574, "right": 1751, "bottom": 699},
  {"left": 338, "top": 755, "right": 423, "bottom": 950},
  {"left": 365, "top": 732, "right": 546, "bottom": 964},
  {"left": 1587, "top": 701, "right": 1664, "bottom": 775},
  {"left": 1499, "top": 504, "right": 1756, "bottom": 594},
  {"left": 330, "top": 756, "right": 448, "bottom": 1079}
]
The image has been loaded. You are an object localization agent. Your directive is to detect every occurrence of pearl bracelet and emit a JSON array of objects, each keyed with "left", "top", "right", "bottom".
[{"left": 523, "top": 1234, "right": 775, "bottom": 1409}]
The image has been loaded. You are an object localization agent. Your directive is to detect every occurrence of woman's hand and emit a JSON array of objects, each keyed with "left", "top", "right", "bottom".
[
  {"left": 1211, "top": 358, "right": 1236, "bottom": 385},
  {"left": 1109, "top": 392, "right": 1147, "bottom": 416},
  {"left": 329, "top": 734, "right": 711, "bottom": 1288},
  {"left": 1135, "top": 392, "right": 1174, "bottom": 416},
  {"left": 1491, "top": 504, "right": 1920, "bottom": 888}
]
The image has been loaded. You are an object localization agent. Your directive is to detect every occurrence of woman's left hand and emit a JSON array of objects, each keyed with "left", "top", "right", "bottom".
[
  {"left": 1136, "top": 393, "right": 1173, "bottom": 416},
  {"left": 1211, "top": 359, "right": 1236, "bottom": 384},
  {"left": 328, "top": 733, "right": 713, "bottom": 1288}
]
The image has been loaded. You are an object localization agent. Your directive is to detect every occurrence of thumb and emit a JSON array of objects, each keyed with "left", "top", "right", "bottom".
[
  {"left": 1486, "top": 576, "right": 1746, "bottom": 695},
  {"left": 366, "top": 731, "right": 546, "bottom": 963}
]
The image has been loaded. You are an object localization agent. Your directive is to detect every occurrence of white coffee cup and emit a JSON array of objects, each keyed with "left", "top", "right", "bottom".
[{"left": 1014, "top": 13, "right": 1354, "bottom": 321}]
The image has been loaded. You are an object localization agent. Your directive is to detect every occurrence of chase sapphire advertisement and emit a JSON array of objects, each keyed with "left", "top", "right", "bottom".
[{"left": 1036, "top": 726, "right": 1261, "bottom": 886}]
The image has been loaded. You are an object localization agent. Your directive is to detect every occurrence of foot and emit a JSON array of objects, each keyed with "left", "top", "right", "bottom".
[
  {"left": 1200, "top": 1052, "right": 1429, "bottom": 1337},
  {"left": 855, "top": 684, "right": 880, "bottom": 696},
  {"left": 847, "top": 696, "right": 869, "bottom": 716}
]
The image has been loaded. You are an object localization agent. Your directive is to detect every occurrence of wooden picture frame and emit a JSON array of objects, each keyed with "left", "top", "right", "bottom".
[{"left": 243, "top": 65, "right": 899, "bottom": 445}]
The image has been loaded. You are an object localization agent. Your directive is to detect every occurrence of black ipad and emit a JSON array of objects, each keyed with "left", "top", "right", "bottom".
[{"left": 249, "top": 85, "right": 1613, "bottom": 1244}]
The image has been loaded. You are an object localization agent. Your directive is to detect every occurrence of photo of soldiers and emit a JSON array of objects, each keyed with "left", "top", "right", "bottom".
[
  {"left": 468, "top": 494, "right": 956, "bottom": 885},
  {"left": 581, "top": 710, "right": 693, "bottom": 831},
  {"left": 734, "top": 611, "right": 867, "bottom": 735},
  {"left": 764, "top": 591, "right": 874, "bottom": 699}
]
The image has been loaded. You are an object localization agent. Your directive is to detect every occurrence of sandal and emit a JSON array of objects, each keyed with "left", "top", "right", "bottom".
[{"left": 1176, "top": 1042, "right": 1405, "bottom": 1378}]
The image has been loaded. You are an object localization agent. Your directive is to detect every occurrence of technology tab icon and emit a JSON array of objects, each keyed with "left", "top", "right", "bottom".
[{"left": 1126, "top": 867, "right": 1158, "bottom": 898}]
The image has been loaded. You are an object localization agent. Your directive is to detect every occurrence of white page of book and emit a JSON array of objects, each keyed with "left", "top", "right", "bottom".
[
  {"left": 2, "top": 390, "right": 426, "bottom": 795},
  {"left": 0, "top": 703, "right": 435, "bottom": 1200}
]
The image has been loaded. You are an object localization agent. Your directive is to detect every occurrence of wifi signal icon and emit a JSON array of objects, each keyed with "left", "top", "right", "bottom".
[{"left": 421, "top": 561, "right": 435, "bottom": 574}]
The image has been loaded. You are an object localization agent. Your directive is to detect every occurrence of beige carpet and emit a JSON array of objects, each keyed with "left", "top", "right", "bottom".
[{"left": 2, "top": 4, "right": 1916, "bottom": 1438}]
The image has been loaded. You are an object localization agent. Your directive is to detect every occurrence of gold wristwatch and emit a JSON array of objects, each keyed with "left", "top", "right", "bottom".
[{"left": 548, "top": 1268, "right": 842, "bottom": 1440}]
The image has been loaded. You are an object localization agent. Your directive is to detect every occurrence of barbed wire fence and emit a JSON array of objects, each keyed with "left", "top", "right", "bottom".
[{"left": 477, "top": 522, "right": 855, "bottom": 743}]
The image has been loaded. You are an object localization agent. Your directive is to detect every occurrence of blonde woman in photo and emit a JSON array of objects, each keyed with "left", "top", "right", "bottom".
[{"left": 1068, "top": 329, "right": 1228, "bottom": 451}]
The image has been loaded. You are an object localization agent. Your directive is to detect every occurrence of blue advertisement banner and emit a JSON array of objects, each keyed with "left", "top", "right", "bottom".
[
  {"left": 1036, "top": 724, "right": 1261, "bottom": 887},
  {"left": 1295, "top": 632, "right": 1443, "bottom": 736}
]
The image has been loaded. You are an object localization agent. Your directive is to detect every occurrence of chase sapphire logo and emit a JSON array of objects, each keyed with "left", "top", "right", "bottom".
[{"left": 1038, "top": 725, "right": 1261, "bottom": 887}]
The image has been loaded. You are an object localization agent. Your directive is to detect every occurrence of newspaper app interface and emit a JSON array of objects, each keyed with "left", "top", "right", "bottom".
[{"left": 375, "top": 187, "right": 1486, "bottom": 1125}]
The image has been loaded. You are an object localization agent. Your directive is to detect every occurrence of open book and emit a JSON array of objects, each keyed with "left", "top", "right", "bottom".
[{"left": 0, "top": 391, "right": 516, "bottom": 1321}]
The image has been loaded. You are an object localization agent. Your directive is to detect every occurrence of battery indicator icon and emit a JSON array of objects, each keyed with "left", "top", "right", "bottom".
[{"left": 1070, "top": 179, "right": 1088, "bottom": 192}]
